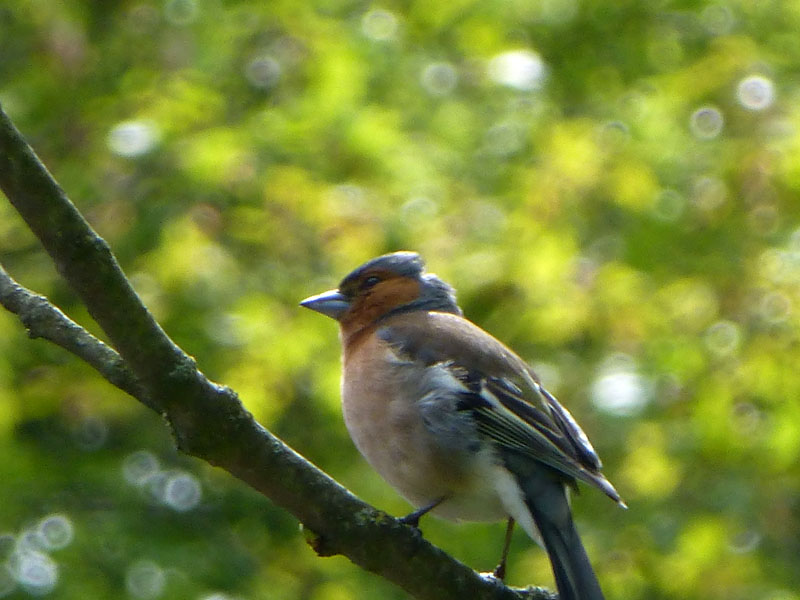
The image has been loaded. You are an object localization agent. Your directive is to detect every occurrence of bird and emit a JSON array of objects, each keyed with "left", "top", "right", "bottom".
[{"left": 300, "top": 251, "right": 624, "bottom": 600}]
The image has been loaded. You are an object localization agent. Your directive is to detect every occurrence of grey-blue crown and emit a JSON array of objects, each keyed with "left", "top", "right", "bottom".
[{"left": 341, "top": 251, "right": 462, "bottom": 316}]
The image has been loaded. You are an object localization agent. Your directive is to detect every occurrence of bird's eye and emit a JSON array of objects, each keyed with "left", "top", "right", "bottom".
[{"left": 362, "top": 275, "right": 381, "bottom": 290}]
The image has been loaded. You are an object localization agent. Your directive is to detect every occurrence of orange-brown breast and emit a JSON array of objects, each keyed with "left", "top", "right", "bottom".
[{"left": 341, "top": 331, "right": 475, "bottom": 507}]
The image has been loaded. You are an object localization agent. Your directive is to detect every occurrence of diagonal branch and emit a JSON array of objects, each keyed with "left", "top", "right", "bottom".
[
  {"left": 0, "top": 105, "right": 553, "bottom": 599},
  {"left": 0, "top": 263, "right": 156, "bottom": 410},
  {"left": 0, "top": 105, "right": 186, "bottom": 410}
]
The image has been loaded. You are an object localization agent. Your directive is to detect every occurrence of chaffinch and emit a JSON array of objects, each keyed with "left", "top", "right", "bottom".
[{"left": 301, "top": 251, "right": 624, "bottom": 600}]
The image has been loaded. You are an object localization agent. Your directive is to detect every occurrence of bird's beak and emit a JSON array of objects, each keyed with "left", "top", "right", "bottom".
[{"left": 300, "top": 289, "right": 350, "bottom": 321}]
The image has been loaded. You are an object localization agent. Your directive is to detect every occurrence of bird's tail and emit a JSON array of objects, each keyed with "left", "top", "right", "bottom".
[
  {"left": 511, "top": 462, "right": 605, "bottom": 600},
  {"left": 529, "top": 501, "right": 605, "bottom": 600}
]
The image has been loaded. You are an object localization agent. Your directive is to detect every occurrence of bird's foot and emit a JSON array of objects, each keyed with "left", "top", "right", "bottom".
[
  {"left": 491, "top": 560, "right": 507, "bottom": 581},
  {"left": 398, "top": 496, "right": 447, "bottom": 529}
]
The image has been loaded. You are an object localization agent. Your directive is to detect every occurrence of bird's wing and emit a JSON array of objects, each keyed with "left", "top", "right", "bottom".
[{"left": 377, "top": 311, "right": 623, "bottom": 505}]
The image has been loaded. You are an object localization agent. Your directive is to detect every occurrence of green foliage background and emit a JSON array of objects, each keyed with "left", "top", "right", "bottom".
[{"left": 1, "top": 1, "right": 799, "bottom": 598}]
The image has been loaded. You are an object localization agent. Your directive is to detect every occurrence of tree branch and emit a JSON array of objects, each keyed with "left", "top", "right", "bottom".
[
  {"left": 0, "top": 264, "right": 157, "bottom": 411},
  {"left": 0, "top": 103, "right": 554, "bottom": 600}
]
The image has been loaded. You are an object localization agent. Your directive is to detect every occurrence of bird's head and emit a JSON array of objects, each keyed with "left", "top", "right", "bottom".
[{"left": 300, "top": 251, "right": 461, "bottom": 335}]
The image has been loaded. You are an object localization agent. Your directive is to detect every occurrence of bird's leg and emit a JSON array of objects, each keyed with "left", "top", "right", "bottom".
[
  {"left": 399, "top": 496, "right": 447, "bottom": 528},
  {"left": 492, "top": 517, "right": 516, "bottom": 580}
]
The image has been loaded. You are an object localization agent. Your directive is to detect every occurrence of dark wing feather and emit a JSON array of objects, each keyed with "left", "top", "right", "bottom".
[{"left": 462, "top": 375, "right": 622, "bottom": 503}]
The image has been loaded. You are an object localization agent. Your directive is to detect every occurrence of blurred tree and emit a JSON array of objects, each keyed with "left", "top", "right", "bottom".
[{"left": 2, "top": 0, "right": 800, "bottom": 599}]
